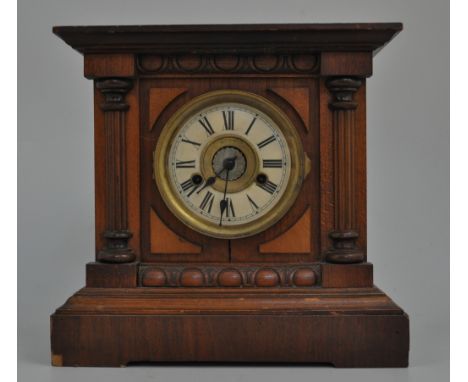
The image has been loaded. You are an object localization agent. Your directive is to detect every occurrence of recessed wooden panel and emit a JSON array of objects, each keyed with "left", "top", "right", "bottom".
[
  {"left": 148, "top": 88, "right": 187, "bottom": 130},
  {"left": 140, "top": 77, "right": 319, "bottom": 263},
  {"left": 150, "top": 208, "right": 201, "bottom": 254},
  {"left": 228, "top": 77, "right": 320, "bottom": 263},
  {"left": 259, "top": 207, "right": 311, "bottom": 254},
  {"left": 270, "top": 87, "right": 310, "bottom": 131},
  {"left": 141, "top": 81, "right": 229, "bottom": 262}
]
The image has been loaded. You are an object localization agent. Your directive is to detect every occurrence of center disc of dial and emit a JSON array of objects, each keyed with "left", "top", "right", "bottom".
[
  {"left": 212, "top": 146, "right": 247, "bottom": 181},
  {"left": 200, "top": 134, "right": 259, "bottom": 194}
]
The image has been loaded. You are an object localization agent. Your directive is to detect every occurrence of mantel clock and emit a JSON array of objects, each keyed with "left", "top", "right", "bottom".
[{"left": 51, "top": 23, "right": 409, "bottom": 367}]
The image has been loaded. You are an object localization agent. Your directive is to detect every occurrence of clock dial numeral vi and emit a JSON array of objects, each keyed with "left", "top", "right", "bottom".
[{"left": 225, "top": 198, "right": 235, "bottom": 218}]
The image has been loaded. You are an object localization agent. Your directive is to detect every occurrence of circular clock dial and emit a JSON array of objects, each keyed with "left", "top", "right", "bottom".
[{"left": 154, "top": 90, "right": 304, "bottom": 239}]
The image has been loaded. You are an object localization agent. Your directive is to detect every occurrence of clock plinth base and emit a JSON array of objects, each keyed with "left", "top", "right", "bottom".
[{"left": 51, "top": 287, "right": 409, "bottom": 367}]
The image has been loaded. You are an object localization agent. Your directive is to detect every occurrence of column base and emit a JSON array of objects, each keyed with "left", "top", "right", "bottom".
[{"left": 325, "top": 250, "right": 364, "bottom": 263}]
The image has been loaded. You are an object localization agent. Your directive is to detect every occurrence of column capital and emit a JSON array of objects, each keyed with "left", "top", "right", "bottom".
[
  {"left": 326, "top": 77, "right": 362, "bottom": 110},
  {"left": 96, "top": 78, "right": 133, "bottom": 111}
]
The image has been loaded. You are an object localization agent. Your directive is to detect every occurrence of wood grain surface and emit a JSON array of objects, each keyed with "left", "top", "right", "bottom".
[
  {"left": 51, "top": 286, "right": 409, "bottom": 367},
  {"left": 51, "top": 23, "right": 408, "bottom": 367}
]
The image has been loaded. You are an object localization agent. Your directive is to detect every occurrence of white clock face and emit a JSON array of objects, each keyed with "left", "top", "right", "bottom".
[
  {"left": 154, "top": 90, "right": 304, "bottom": 239},
  {"left": 167, "top": 102, "right": 291, "bottom": 227}
]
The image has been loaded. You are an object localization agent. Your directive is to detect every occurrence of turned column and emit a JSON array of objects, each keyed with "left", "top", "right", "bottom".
[
  {"left": 96, "top": 78, "right": 135, "bottom": 263},
  {"left": 326, "top": 77, "right": 364, "bottom": 264}
]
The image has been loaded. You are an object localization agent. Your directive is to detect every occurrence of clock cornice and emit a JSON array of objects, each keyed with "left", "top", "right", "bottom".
[{"left": 52, "top": 23, "right": 402, "bottom": 55}]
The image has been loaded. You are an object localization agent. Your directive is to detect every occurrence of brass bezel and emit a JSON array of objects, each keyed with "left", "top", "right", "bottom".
[{"left": 154, "top": 90, "right": 305, "bottom": 239}]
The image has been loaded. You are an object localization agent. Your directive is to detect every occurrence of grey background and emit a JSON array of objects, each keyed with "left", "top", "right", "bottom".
[{"left": 18, "top": 0, "right": 449, "bottom": 381}]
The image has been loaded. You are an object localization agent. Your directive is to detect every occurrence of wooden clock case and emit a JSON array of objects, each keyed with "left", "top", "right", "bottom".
[{"left": 50, "top": 24, "right": 409, "bottom": 367}]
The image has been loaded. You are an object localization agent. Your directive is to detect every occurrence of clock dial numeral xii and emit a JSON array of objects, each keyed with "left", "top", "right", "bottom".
[{"left": 223, "top": 110, "right": 234, "bottom": 130}]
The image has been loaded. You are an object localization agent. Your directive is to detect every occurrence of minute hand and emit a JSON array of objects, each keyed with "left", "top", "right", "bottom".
[
  {"left": 219, "top": 155, "right": 238, "bottom": 226},
  {"left": 219, "top": 168, "right": 230, "bottom": 226}
]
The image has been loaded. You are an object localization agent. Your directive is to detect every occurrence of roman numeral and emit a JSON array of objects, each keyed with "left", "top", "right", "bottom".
[
  {"left": 222, "top": 110, "right": 234, "bottom": 130},
  {"left": 257, "top": 135, "right": 276, "bottom": 149},
  {"left": 180, "top": 178, "right": 198, "bottom": 196},
  {"left": 181, "top": 138, "right": 201, "bottom": 147},
  {"left": 225, "top": 198, "right": 235, "bottom": 218},
  {"left": 199, "top": 191, "right": 214, "bottom": 213},
  {"left": 245, "top": 116, "right": 257, "bottom": 135},
  {"left": 246, "top": 194, "right": 259, "bottom": 212},
  {"left": 257, "top": 180, "right": 278, "bottom": 194},
  {"left": 262, "top": 159, "right": 283, "bottom": 168},
  {"left": 199, "top": 116, "right": 215, "bottom": 135},
  {"left": 175, "top": 159, "right": 196, "bottom": 168}
]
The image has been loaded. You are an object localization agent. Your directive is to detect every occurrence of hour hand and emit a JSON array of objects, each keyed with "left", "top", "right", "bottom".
[{"left": 196, "top": 162, "right": 232, "bottom": 194}]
